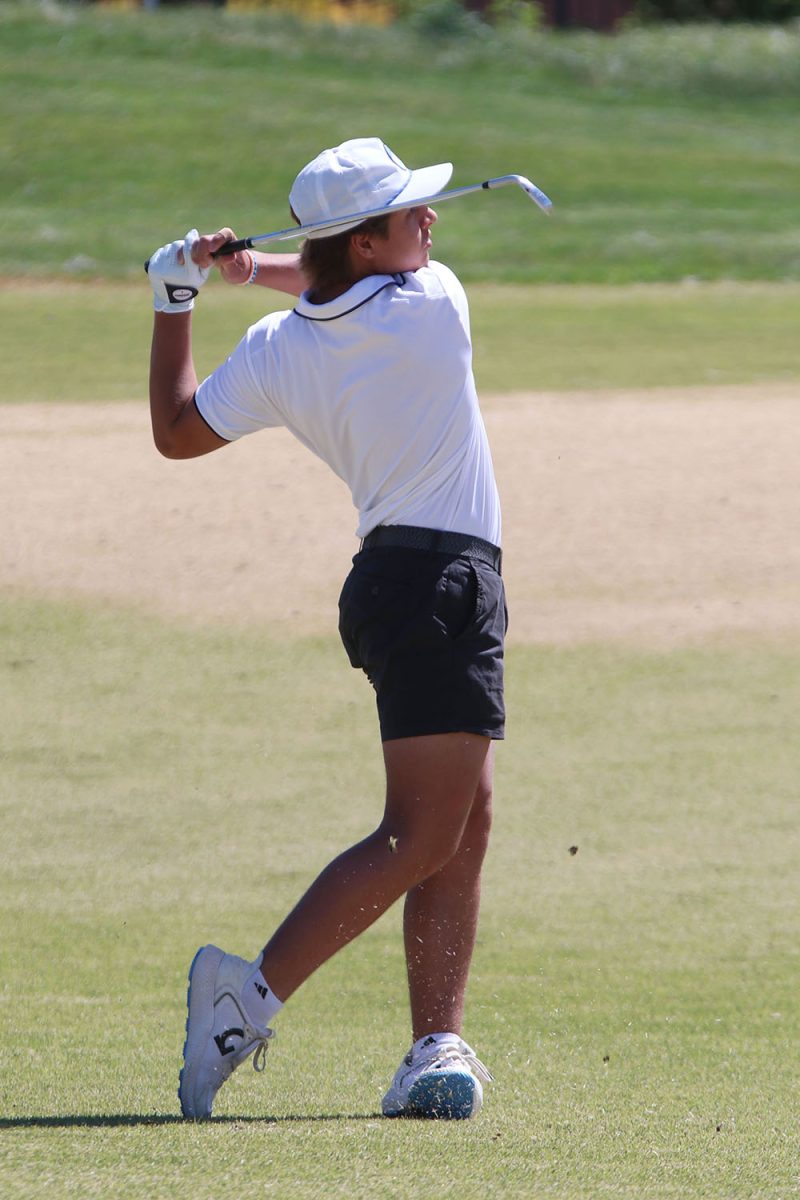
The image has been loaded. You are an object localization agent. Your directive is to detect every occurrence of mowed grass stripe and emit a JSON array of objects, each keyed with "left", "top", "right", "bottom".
[
  {"left": 2, "top": 280, "right": 799, "bottom": 403},
  {"left": 2, "top": 4, "right": 799, "bottom": 284}
]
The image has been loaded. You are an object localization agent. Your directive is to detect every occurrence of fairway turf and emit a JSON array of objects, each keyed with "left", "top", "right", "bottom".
[
  {"left": 1, "top": 597, "right": 798, "bottom": 1198},
  {"left": 2, "top": 280, "right": 800, "bottom": 403}
]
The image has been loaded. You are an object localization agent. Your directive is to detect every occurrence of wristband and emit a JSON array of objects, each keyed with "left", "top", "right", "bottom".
[{"left": 245, "top": 253, "right": 259, "bottom": 286}]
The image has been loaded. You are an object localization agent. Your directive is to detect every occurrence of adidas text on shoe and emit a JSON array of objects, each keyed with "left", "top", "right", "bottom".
[
  {"left": 178, "top": 944, "right": 274, "bottom": 1120},
  {"left": 382, "top": 1033, "right": 493, "bottom": 1120}
]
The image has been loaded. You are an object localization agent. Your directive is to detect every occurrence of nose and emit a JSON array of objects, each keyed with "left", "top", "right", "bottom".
[{"left": 423, "top": 206, "right": 437, "bottom": 227}]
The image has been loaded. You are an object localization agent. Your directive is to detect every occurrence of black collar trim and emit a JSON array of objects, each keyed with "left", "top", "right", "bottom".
[{"left": 293, "top": 273, "right": 406, "bottom": 323}]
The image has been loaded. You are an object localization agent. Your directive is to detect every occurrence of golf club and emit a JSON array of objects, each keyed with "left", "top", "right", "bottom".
[{"left": 210, "top": 174, "right": 552, "bottom": 257}]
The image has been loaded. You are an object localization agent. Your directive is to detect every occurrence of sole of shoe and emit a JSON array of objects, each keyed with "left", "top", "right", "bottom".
[
  {"left": 404, "top": 1071, "right": 480, "bottom": 1120},
  {"left": 178, "top": 944, "right": 224, "bottom": 1119}
]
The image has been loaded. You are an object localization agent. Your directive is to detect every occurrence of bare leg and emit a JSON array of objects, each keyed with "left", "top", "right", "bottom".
[
  {"left": 403, "top": 748, "right": 493, "bottom": 1041},
  {"left": 258, "top": 733, "right": 491, "bottom": 1002}
]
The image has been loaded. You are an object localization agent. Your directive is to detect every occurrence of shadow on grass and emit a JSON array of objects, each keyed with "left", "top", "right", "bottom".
[{"left": 0, "top": 1111, "right": 383, "bottom": 1129}]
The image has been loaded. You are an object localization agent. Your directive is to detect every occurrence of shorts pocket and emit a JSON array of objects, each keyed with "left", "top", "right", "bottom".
[
  {"left": 432, "top": 559, "right": 480, "bottom": 642},
  {"left": 338, "top": 561, "right": 419, "bottom": 668}
]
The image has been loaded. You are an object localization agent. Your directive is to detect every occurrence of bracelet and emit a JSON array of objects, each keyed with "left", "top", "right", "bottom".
[{"left": 233, "top": 251, "right": 258, "bottom": 286}]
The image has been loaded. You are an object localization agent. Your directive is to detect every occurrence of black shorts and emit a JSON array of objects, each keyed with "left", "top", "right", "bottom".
[{"left": 338, "top": 544, "right": 507, "bottom": 743}]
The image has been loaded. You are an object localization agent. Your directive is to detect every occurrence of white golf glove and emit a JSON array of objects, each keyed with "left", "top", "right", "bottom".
[{"left": 147, "top": 229, "right": 209, "bottom": 313}]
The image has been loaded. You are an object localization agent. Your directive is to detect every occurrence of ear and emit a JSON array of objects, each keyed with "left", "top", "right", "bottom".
[{"left": 349, "top": 229, "right": 380, "bottom": 265}]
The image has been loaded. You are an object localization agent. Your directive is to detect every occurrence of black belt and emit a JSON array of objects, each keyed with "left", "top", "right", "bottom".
[{"left": 360, "top": 524, "right": 502, "bottom": 573}]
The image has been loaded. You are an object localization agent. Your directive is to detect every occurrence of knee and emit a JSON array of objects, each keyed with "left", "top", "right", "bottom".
[
  {"left": 397, "top": 826, "right": 464, "bottom": 883},
  {"left": 461, "top": 780, "right": 493, "bottom": 859},
  {"left": 425, "top": 783, "right": 493, "bottom": 871},
  {"left": 424, "top": 822, "right": 476, "bottom": 877},
  {"left": 387, "top": 784, "right": 494, "bottom": 883},
  {"left": 376, "top": 815, "right": 462, "bottom": 885}
]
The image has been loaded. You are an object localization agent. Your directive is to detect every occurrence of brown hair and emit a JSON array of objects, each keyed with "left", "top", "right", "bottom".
[{"left": 299, "top": 214, "right": 391, "bottom": 299}]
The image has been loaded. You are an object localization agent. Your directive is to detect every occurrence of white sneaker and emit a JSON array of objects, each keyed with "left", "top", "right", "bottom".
[
  {"left": 382, "top": 1033, "right": 493, "bottom": 1119},
  {"left": 178, "top": 944, "right": 274, "bottom": 1120}
]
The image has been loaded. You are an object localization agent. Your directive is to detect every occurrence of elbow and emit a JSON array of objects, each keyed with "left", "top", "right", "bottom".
[
  {"left": 151, "top": 420, "right": 223, "bottom": 461},
  {"left": 155, "top": 438, "right": 198, "bottom": 461},
  {"left": 152, "top": 428, "right": 182, "bottom": 459},
  {"left": 149, "top": 383, "right": 201, "bottom": 459},
  {"left": 149, "top": 391, "right": 224, "bottom": 459},
  {"left": 151, "top": 425, "right": 196, "bottom": 460},
  {"left": 150, "top": 402, "right": 194, "bottom": 459}
]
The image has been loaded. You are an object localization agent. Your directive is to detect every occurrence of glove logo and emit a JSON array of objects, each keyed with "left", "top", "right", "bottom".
[{"left": 165, "top": 283, "right": 199, "bottom": 303}]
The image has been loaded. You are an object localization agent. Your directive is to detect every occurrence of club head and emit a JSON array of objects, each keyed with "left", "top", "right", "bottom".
[{"left": 515, "top": 176, "right": 553, "bottom": 213}]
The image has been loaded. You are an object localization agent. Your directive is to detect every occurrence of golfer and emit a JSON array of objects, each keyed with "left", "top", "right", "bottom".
[{"left": 147, "top": 138, "right": 506, "bottom": 1121}]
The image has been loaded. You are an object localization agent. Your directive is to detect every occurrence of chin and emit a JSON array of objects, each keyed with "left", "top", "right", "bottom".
[{"left": 396, "top": 252, "right": 429, "bottom": 274}]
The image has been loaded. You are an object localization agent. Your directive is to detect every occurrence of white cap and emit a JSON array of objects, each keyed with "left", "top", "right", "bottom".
[{"left": 289, "top": 137, "right": 453, "bottom": 240}]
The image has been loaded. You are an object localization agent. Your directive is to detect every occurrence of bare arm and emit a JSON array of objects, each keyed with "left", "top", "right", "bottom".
[
  {"left": 148, "top": 226, "right": 304, "bottom": 459},
  {"left": 251, "top": 251, "right": 306, "bottom": 297},
  {"left": 149, "top": 311, "right": 227, "bottom": 459},
  {"left": 192, "top": 228, "right": 307, "bottom": 297}
]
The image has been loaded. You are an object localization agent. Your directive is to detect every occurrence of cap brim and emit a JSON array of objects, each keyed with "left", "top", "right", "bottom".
[{"left": 389, "top": 162, "right": 453, "bottom": 210}]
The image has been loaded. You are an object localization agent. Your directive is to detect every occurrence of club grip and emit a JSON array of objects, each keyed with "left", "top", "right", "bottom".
[
  {"left": 143, "top": 236, "right": 248, "bottom": 272},
  {"left": 212, "top": 237, "right": 252, "bottom": 259}
]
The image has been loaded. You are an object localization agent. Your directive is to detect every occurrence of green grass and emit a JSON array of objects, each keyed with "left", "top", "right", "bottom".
[
  {"left": 1, "top": 594, "right": 798, "bottom": 1197},
  {"left": 2, "top": 279, "right": 799, "bottom": 402},
  {"left": 2, "top": 6, "right": 799, "bottom": 1194},
  {"left": 2, "top": 2, "right": 799, "bottom": 284}
]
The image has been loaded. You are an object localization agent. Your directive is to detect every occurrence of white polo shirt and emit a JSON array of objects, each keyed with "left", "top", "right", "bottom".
[{"left": 195, "top": 260, "right": 501, "bottom": 544}]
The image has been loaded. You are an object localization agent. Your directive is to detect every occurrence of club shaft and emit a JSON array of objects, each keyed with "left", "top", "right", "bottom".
[{"left": 213, "top": 175, "right": 552, "bottom": 258}]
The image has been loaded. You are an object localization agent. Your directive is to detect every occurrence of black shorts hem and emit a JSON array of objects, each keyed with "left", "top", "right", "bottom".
[{"left": 379, "top": 720, "right": 506, "bottom": 744}]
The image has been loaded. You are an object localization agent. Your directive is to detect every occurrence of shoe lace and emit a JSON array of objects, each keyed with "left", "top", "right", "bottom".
[
  {"left": 246, "top": 1023, "right": 275, "bottom": 1073},
  {"left": 428, "top": 1042, "right": 494, "bottom": 1084}
]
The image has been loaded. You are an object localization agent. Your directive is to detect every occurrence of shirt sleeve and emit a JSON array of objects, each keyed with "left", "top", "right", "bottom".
[
  {"left": 422, "top": 261, "right": 472, "bottom": 338},
  {"left": 194, "top": 317, "right": 284, "bottom": 442}
]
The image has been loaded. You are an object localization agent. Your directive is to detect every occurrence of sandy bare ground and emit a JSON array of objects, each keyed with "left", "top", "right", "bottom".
[{"left": 2, "top": 384, "right": 799, "bottom": 646}]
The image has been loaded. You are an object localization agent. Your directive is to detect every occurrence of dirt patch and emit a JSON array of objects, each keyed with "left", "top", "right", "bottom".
[{"left": 3, "top": 384, "right": 799, "bottom": 646}]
